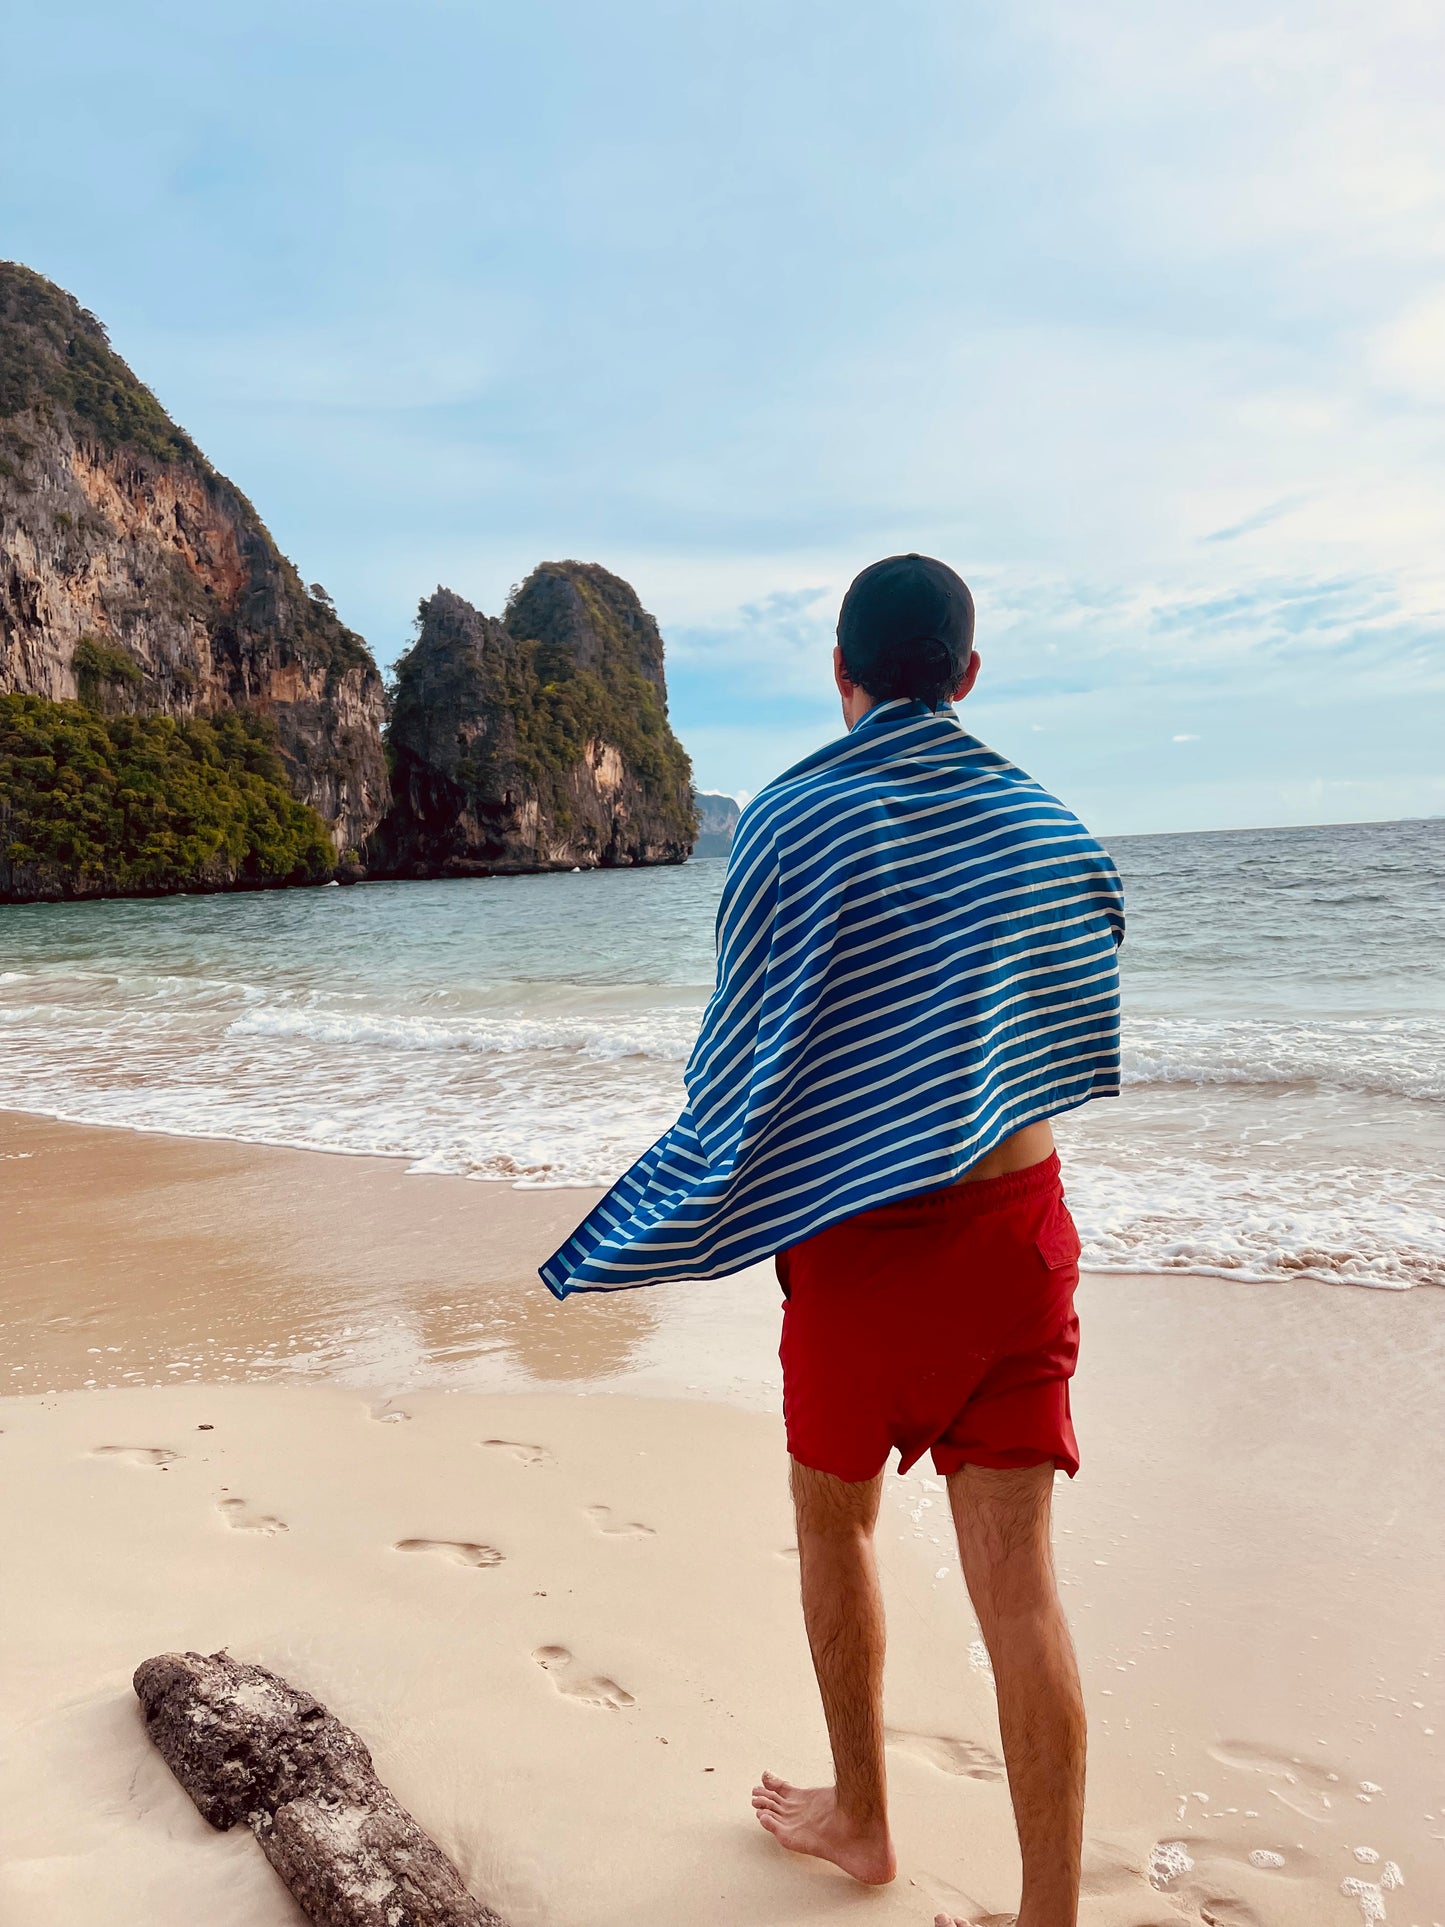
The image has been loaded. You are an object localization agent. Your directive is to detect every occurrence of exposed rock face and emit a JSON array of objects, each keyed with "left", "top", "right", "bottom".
[
  {"left": 370, "top": 563, "right": 696, "bottom": 876},
  {"left": 0, "top": 262, "right": 388, "bottom": 859},
  {"left": 692, "top": 789, "right": 740, "bottom": 858}
]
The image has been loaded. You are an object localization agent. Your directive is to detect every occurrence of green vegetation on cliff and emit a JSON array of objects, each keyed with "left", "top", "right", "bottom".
[
  {"left": 0, "top": 694, "right": 336, "bottom": 900},
  {"left": 0, "top": 261, "right": 197, "bottom": 464},
  {"left": 375, "top": 562, "right": 696, "bottom": 874},
  {"left": 504, "top": 566, "right": 694, "bottom": 822}
]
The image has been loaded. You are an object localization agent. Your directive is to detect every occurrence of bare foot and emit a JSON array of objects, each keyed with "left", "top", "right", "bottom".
[{"left": 750, "top": 1771, "right": 896, "bottom": 1883}]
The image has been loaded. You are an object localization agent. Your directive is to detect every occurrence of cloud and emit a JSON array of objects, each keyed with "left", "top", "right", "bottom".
[
  {"left": 1371, "top": 286, "right": 1445, "bottom": 403},
  {"left": 1203, "top": 497, "right": 1310, "bottom": 545}
]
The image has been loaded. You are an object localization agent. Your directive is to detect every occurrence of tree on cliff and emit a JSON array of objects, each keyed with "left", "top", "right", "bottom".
[{"left": 0, "top": 693, "right": 336, "bottom": 900}]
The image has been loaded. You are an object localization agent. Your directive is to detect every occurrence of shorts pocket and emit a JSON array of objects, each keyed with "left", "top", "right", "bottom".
[{"left": 1036, "top": 1200, "right": 1082, "bottom": 1271}]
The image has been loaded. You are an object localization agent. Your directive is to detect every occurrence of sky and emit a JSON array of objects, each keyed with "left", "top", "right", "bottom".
[{"left": 3, "top": 0, "right": 1443, "bottom": 833}]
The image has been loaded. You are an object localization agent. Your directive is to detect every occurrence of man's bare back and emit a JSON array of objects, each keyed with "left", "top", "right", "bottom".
[{"left": 953, "top": 1118, "right": 1056, "bottom": 1185}]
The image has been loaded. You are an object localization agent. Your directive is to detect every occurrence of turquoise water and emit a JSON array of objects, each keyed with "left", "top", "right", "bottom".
[{"left": 2, "top": 819, "right": 1443, "bottom": 1287}]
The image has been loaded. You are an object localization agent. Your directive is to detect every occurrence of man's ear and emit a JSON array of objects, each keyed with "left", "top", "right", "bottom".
[
  {"left": 833, "top": 643, "right": 856, "bottom": 697},
  {"left": 952, "top": 651, "right": 981, "bottom": 702}
]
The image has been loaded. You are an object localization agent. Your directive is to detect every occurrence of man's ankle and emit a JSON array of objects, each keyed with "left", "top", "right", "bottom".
[
  {"left": 834, "top": 1790, "right": 888, "bottom": 1835},
  {"left": 1015, "top": 1885, "right": 1078, "bottom": 1927}
]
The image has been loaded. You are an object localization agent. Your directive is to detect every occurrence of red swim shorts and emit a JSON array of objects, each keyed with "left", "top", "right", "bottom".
[{"left": 776, "top": 1153, "right": 1082, "bottom": 1483}]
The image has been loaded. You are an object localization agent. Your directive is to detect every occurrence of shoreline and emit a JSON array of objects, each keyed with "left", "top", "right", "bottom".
[
  {"left": 0, "top": 850, "right": 716, "bottom": 910},
  {"left": 1, "top": 814, "right": 1437, "bottom": 911},
  {"left": 4, "top": 1104, "right": 1439, "bottom": 1298}
]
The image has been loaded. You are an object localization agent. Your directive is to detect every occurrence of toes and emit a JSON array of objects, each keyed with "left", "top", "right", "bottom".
[
  {"left": 761, "top": 1769, "right": 788, "bottom": 1791},
  {"left": 758, "top": 1811, "right": 782, "bottom": 1839}
]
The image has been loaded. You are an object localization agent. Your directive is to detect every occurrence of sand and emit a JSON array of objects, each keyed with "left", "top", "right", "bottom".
[{"left": 2, "top": 1109, "right": 1443, "bottom": 1926}]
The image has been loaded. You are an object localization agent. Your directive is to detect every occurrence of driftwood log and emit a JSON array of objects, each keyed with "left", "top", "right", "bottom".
[{"left": 134, "top": 1651, "right": 505, "bottom": 1927}]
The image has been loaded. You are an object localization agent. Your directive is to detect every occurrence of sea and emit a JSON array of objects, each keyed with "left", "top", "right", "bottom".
[{"left": 1, "top": 817, "right": 1442, "bottom": 1291}]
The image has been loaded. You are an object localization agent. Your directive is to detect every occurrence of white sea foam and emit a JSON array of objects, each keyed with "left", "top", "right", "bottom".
[
  {"left": 1340, "top": 1875, "right": 1388, "bottom": 1923},
  {"left": 5, "top": 1003, "right": 1440, "bottom": 1281},
  {"left": 1123, "top": 1014, "right": 1445, "bottom": 1104},
  {"left": 226, "top": 1001, "right": 701, "bottom": 1061},
  {"left": 1062, "top": 1152, "right": 1445, "bottom": 1291},
  {"left": 1147, "top": 1840, "right": 1194, "bottom": 1889},
  {"left": 208, "top": 1003, "right": 1445, "bottom": 1104},
  {"left": 20, "top": 973, "right": 1445, "bottom": 1099}
]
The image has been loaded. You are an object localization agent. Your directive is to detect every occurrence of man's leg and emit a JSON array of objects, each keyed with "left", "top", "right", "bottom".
[
  {"left": 939, "top": 1462, "right": 1084, "bottom": 1927},
  {"left": 751, "top": 1457, "right": 897, "bottom": 1884}
]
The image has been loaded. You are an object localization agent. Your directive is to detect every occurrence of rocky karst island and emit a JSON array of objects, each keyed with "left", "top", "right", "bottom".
[
  {"left": 0, "top": 262, "right": 704, "bottom": 902},
  {"left": 371, "top": 566, "right": 695, "bottom": 879}
]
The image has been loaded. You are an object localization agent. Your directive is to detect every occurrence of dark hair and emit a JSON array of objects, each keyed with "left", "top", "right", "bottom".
[{"left": 837, "top": 553, "right": 975, "bottom": 709}]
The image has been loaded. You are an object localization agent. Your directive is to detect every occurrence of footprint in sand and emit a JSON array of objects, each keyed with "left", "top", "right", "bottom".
[
  {"left": 395, "top": 1538, "right": 503, "bottom": 1568},
  {"left": 532, "top": 1645, "right": 635, "bottom": 1708},
  {"left": 584, "top": 1504, "right": 655, "bottom": 1537},
  {"left": 218, "top": 1497, "right": 288, "bottom": 1535},
  {"left": 481, "top": 1439, "right": 552, "bottom": 1467},
  {"left": 885, "top": 1726, "right": 1004, "bottom": 1781},
  {"left": 92, "top": 1445, "right": 178, "bottom": 1468}
]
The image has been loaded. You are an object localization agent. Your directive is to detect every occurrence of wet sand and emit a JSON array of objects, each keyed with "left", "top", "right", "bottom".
[{"left": 3, "top": 1109, "right": 1443, "bottom": 1925}]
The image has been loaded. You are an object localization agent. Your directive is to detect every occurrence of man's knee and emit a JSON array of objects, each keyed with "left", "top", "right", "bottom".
[
  {"left": 947, "top": 1462, "right": 1057, "bottom": 1605},
  {"left": 790, "top": 1457, "right": 883, "bottom": 1538}
]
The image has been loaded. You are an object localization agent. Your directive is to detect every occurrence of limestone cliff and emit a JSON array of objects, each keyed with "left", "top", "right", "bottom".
[
  {"left": 0, "top": 262, "right": 388, "bottom": 862},
  {"left": 692, "top": 789, "right": 740, "bottom": 858},
  {"left": 370, "top": 564, "right": 696, "bottom": 876}
]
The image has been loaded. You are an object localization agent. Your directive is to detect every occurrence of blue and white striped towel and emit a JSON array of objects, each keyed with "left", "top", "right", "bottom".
[{"left": 541, "top": 698, "right": 1124, "bottom": 1296}]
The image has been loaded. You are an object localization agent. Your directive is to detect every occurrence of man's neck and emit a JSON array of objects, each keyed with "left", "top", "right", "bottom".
[{"left": 842, "top": 687, "right": 880, "bottom": 730}]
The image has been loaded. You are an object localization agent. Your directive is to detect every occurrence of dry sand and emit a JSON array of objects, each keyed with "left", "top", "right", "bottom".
[{"left": 2, "top": 1109, "right": 1443, "bottom": 1926}]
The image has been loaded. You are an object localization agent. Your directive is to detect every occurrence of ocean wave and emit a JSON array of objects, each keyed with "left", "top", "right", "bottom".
[
  {"left": 1122, "top": 1015, "right": 1445, "bottom": 1103},
  {"left": 214, "top": 1003, "right": 1445, "bottom": 1103},
  {"left": 8, "top": 971, "right": 1444, "bottom": 1102},
  {"left": 225, "top": 1002, "right": 700, "bottom": 1061},
  {"left": 1065, "top": 1158, "right": 1445, "bottom": 1291}
]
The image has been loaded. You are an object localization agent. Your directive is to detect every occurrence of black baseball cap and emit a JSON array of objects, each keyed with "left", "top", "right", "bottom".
[{"left": 837, "top": 553, "right": 975, "bottom": 707}]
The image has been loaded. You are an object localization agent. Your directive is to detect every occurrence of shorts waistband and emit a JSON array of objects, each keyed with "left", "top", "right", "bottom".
[{"left": 876, "top": 1151, "right": 1062, "bottom": 1220}]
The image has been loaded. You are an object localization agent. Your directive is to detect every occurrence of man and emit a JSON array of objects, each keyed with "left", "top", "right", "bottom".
[{"left": 542, "top": 554, "right": 1124, "bottom": 1927}]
